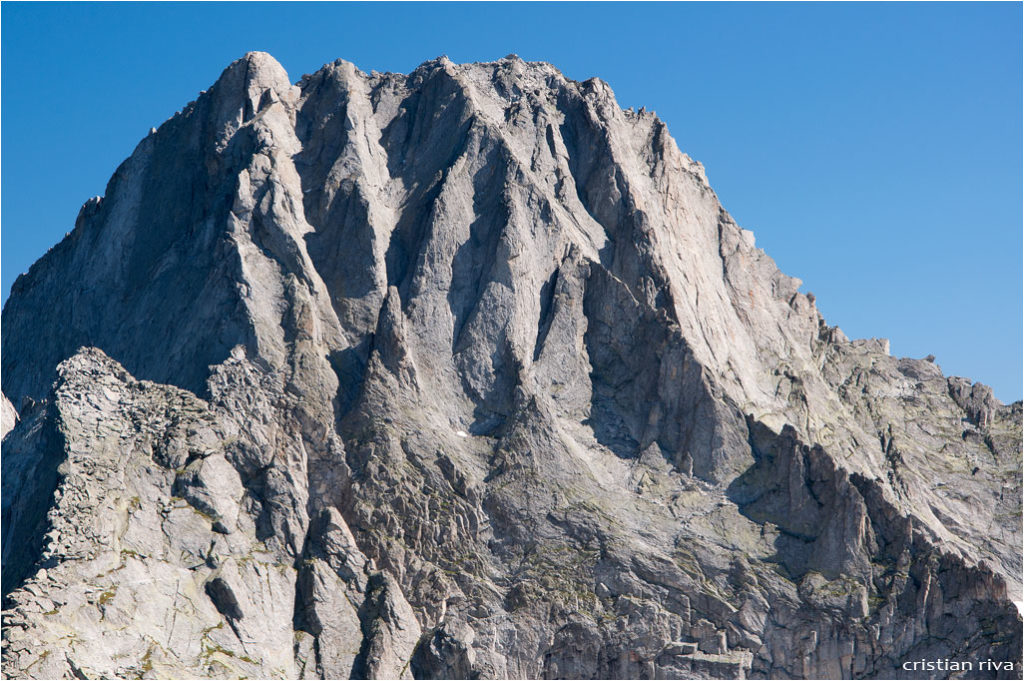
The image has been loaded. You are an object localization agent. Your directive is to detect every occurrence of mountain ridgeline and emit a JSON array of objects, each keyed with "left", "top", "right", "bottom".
[{"left": 2, "top": 52, "right": 1021, "bottom": 679}]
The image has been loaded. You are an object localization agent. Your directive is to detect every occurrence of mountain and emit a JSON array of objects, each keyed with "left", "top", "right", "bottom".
[{"left": 2, "top": 52, "right": 1020, "bottom": 680}]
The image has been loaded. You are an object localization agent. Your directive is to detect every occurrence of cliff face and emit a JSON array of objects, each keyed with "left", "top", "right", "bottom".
[{"left": 2, "top": 52, "right": 1020, "bottom": 680}]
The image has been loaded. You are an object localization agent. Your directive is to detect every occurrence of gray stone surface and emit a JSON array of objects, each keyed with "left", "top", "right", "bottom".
[{"left": 2, "top": 52, "right": 1020, "bottom": 679}]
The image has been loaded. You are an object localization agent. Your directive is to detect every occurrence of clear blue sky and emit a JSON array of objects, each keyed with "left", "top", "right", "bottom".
[{"left": 2, "top": 2, "right": 1021, "bottom": 401}]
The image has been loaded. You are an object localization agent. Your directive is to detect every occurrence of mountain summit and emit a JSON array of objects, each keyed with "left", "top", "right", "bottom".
[{"left": 2, "top": 52, "right": 1020, "bottom": 679}]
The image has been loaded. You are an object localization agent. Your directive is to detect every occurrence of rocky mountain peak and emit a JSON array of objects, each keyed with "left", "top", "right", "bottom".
[
  {"left": 2, "top": 52, "right": 1020, "bottom": 679},
  {"left": 207, "top": 51, "right": 297, "bottom": 134}
]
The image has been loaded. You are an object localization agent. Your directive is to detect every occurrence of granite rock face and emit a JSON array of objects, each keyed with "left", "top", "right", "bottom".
[{"left": 2, "top": 52, "right": 1021, "bottom": 679}]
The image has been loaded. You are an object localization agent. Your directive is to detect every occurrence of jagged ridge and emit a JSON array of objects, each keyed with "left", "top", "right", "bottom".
[{"left": 2, "top": 52, "right": 1020, "bottom": 679}]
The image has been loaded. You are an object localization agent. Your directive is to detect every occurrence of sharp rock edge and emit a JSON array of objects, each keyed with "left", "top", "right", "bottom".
[{"left": 2, "top": 52, "right": 1021, "bottom": 679}]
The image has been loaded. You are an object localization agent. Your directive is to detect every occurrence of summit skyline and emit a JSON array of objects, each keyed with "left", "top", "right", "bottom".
[{"left": 2, "top": 1, "right": 1021, "bottom": 401}]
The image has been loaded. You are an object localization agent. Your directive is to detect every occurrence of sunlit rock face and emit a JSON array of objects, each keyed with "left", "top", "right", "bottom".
[{"left": 2, "top": 52, "right": 1020, "bottom": 680}]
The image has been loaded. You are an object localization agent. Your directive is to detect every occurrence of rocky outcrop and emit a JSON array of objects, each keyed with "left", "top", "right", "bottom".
[
  {"left": 2, "top": 52, "right": 1020, "bottom": 679},
  {"left": 1, "top": 393, "right": 17, "bottom": 438}
]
